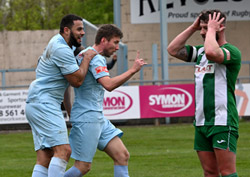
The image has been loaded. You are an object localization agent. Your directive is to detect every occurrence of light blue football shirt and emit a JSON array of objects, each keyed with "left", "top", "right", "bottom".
[
  {"left": 26, "top": 34, "right": 79, "bottom": 105},
  {"left": 70, "top": 46, "right": 110, "bottom": 122}
]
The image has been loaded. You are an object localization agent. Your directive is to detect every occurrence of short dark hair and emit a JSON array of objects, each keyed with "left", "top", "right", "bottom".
[
  {"left": 200, "top": 9, "right": 226, "bottom": 24},
  {"left": 95, "top": 24, "right": 123, "bottom": 45},
  {"left": 59, "top": 14, "right": 82, "bottom": 33}
]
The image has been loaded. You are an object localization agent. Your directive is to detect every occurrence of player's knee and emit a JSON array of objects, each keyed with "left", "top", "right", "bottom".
[
  {"left": 116, "top": 149, "right": 130, "bottom": 164},
  {"left": 53, "top": 144, "right": 71, "bottom": 160},
  {"left": 123, "top": 150, "right": 130, "bottom": 162},
  {"left": 60, "top": 144, "right": 71, "bottom": 158},
  {"left": 36, "top": 149, "right": 53, "bottom": 168},
  {"left": 218, "top": 159, "right": 236, "bottom": 175},
  {"left": 64, "top": 145, "right": 72, "bottom": 159},
  {"left": 82, "top": 164, "right": 91, "bottom": 174},
  {"left": 76, "top": 162, "right": 92, "bottom": 175}
]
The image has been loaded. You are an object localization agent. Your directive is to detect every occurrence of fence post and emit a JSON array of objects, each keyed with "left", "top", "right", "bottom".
[{"left": 1, "top": 71, "right": 6, "bottom": 90}]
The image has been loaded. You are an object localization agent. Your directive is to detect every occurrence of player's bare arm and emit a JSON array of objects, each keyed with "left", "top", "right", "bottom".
[
  {"left": 98, "top": 51, "right": 147, "bottom": 92},
  {"left": 174, "top": 47, "right": 189, "bottom": 62},
  {"left": 167, "top": 16, "right": 200, "bottom": 62},
  {"left": 64, "top": 49, "right": 97, "bottom": 87},
  {"left": 204, "top": 12, "right": 228, "bottom": 64}
]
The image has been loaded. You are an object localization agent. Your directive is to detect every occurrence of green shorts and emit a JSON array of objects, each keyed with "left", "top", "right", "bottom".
[{"left": 194, "top": 126, "right": 239, "bottom": 154}]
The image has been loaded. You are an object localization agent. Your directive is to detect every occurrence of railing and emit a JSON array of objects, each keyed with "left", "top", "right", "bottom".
[
  {"left": 135, "top": 43, "right": 250, "bottom": 85},
  {"left": 0, "top": 68, "right": 35, "bottom": 89},
  {"left": 1, "top": 61, "right": 249, "bottom": 89},
  {"left": 135, "top": 61, "right": 250, "bottom": 85},
  {"left": 2, "top": 21, "right": 248, "bottom": 89}
]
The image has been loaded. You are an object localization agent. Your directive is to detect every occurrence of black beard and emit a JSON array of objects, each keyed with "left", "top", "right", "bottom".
[{"left": 70, "top": 31, "right": 81, "bottom": 47}]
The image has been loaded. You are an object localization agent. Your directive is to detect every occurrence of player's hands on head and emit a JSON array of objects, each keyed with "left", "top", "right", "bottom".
[
  {"left": 191, "top": 15, "right": 201, "bottom": 31},
  {"left": 208, "top": 12, "right": 225, "bottom": 32},
  {"left": 131, "top": 50, "right": 147, "bottom": 73}
]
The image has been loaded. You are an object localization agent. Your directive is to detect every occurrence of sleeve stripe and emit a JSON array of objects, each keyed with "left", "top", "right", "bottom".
[
  {"left": 190, "top": 46, "right": 197, "bottom": 62},
  {"left": 222, "top": 48, "right": 230, "bottom": 61},
  {"left": 187, "top": 45, "right": 193, "bottom": 62},
  {"left": 187, "top": 46, "right": 197, "bottom": 62}
]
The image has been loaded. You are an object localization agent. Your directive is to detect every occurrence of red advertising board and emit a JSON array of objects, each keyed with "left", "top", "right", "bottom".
[{"left": 139, "top": 84, "right": 195, "bottom": 118}]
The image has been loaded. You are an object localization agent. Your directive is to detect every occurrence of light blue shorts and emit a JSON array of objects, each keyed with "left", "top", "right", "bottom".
[
  {"left": 25, "top": 102, "right": 69, "bottom": 151},
  {"left": 69, "top": 118, "right": 123, "bottom": 162}
]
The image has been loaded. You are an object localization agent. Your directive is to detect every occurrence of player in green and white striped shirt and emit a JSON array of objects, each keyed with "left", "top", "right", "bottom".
[{"left": 168, "top": 9, "right": 241, "bottom": 177}]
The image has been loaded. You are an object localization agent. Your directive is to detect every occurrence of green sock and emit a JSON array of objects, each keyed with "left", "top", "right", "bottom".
[{"left": 222, "top": 172, "right": 238, "bottom": 177}]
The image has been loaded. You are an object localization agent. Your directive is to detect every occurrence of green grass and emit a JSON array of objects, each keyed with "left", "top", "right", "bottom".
[{"left": 1, "top": 121, "right": 250, "bottom": 177}]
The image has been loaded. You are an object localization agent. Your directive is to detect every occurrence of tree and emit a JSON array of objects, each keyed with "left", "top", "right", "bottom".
[
  {"left": 5, "top": 0, "right": 43, "bottom": 30},
  {"left": 72, "top": 0, "right": 113, "bottom": 24},
  {"left": 0, "top": 0, "right": 114, "bottom": 31}
]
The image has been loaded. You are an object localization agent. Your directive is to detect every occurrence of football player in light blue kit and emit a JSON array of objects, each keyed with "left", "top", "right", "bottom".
[
  {"left": 25, "top": 14, "right": 96, "bottom": 177},
  {"left": 64, "top": 24, "right": 146, "bottom": 177}
]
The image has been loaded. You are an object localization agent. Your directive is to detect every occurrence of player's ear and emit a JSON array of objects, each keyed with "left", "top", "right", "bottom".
[
  {"left": 101, "top": 37, "right": 105, "bottom": 42},
  {"left": 101, "top": 37, "right": 108, "bottom": 43},
  {"left": 64, "top": 27, "right": 70, "bottom": 35},
  {"left": 220, "top": 24, "right": 226, "bottom": 31}
]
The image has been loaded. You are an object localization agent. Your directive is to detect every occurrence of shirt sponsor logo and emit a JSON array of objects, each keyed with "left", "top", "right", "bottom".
[
  {"left": 148, "top": 87, "right": 193, "bottom": 114},
  {"left": 195, "top": 64, "right": 215, "bottom": 74},
  {"left": 103, "top": 90, "right": 133, "bottom": 116},
  {"left": 217, "top": 140, "right": 226, "bottom": 144},
  {"left": 95, "top": 66, "right": 108, "bottom": 74}
]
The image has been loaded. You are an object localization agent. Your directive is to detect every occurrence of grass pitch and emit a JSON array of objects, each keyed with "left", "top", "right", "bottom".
[{"left": 0, "top": 121, "right": 250, "bottom": 177}]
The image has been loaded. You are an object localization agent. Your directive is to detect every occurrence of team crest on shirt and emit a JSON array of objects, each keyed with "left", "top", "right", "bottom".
[
  {"left": 195, "top": 64, "right": 215, "bottom": 74},
  {"left": 95, "top": 66, "right": 108, "bottom": 74}
]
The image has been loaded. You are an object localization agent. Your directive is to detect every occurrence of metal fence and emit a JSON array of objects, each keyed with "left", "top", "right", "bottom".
[
  {"left": 1, "top": 19, "right": 250, "bottom": 89},
  {"left": 0, "top": 68, "right": 35, "bottom": 89},
  {"left": 1, "top": 61, "right": 250, "bottom": 89}
]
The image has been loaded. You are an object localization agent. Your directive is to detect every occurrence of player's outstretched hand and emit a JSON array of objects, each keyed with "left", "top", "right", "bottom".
[{"left": 131, "top": 50, "right": 147, "bottom": 73}]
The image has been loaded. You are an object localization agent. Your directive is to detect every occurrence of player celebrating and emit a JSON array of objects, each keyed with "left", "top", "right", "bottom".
[
  {"left": 25, "top": 14, "right": 96, "bottom": 177},
  {"left": 64, "top": 24, "right": 146, "bottom": 177}
]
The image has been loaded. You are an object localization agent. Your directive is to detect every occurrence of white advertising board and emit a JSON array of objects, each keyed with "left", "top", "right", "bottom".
[
  {"left": 103, "top": 86, "right": 140, "bottom": 120},
  {"left": 0, "top": 90, "right": 28, "bottom": 124},
  {"left": 131, "top": 0, "right": 250, "bottom": 24}
]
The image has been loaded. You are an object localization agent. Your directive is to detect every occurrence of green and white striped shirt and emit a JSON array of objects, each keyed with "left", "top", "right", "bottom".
[{"left": 186, "top": 43, "right": 241, "bottom": 127}]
